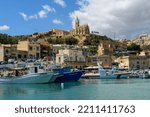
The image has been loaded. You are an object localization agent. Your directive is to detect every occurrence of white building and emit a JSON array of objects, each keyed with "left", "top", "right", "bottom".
[{"left": 56, "top": 48, "right": 85, "bottom": 68}]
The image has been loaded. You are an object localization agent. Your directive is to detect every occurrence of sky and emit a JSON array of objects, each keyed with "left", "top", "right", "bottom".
[{"left": 0, "top": 0, "right": 150, "bottom": 39}]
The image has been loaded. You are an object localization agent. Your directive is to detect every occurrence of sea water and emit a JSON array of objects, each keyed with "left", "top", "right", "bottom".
[{"left": 0, "top": 79, "right": 150, "bottom": 100}]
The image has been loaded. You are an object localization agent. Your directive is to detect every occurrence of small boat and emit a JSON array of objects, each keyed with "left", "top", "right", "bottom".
[{"left": 129, "top": 70, "right": 150, "bottom": 79}]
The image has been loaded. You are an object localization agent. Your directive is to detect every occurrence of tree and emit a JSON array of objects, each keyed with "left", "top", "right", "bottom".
[
  {"left": 65, "top": 37, "right": 78, "bottom": 45},
  {"left": 127, "top": 43, "right": 141, "bottom": 51},
  {"left": 0, "top": 34, "right": 18, "bottom": 44},
  {"left": 89, "top": 46, "right": 98, "bottom": 55}
]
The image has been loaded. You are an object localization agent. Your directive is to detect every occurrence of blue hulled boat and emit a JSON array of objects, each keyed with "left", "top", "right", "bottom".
[{"left": 52, "top": 67, "right": 83, "bottom": 83}]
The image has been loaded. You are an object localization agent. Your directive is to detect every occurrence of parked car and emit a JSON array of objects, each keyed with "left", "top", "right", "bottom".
[
  {"left": 8, "top": 59, "right": 15, "bottom": 64},
  {"left": 26, "top": 58, "right": 36, "bottom": 63},
  {"left": 0, "top": 61, "right": 8, "bottom": 65}
]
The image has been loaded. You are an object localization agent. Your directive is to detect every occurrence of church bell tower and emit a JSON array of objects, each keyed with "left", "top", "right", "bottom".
[{"left": 75, "top": 16, "right": 80, "bottom": 29}]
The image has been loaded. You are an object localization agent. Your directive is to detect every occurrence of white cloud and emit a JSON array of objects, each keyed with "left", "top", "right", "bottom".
[
  {"left": 53, "top": 19, "right": 63, "bottom": 24},
  {"left": 20, "top": 12, "right": 37, "bottom": 21},
  {"left": 38, "top": 10, "right": 47, "bottom": 18},
  {"left": 0, "top": 25, "right": 10, "bottom": 31},
  {"left": 38, "top": 5, "right": 55, "bottom": 18},
  {"left": 42, "top": 5, "right": 55, "bottom": 12},
  {"left": 70, "top": 0, "right": 150, "bottom": 39},
  {"left": 54, "top": 0, "right": 66, "bottom": 8},
  {"left": 20, "top": 5, "right": 55, "bottom": 20}
]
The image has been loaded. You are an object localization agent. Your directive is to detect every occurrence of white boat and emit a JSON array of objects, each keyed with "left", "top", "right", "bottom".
[
  {"left": 0, "top": 65, "right": 58, "bottom": 83},
  {"left": 82, "top": 62, "right": 130, "bottom": 79},
  {"left": 0, "top": 72, "right": 57, "bottom": 84},
  {"left": 82, "top": 66, "right": 100, "bottom": 79},
  {"left": 98, "top": 61, "right": 130, "bottom": 79}
]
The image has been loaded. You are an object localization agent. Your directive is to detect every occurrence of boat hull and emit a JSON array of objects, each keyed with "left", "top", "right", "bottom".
[
  {"left": 54, "top": 71, "right": 83, "bottom": 83},
  {"left": 0, "top": 72, "right": 56, "bottom": 84},
  {"left": 99, "top": 74, "right": 129, "bottom": 79}
]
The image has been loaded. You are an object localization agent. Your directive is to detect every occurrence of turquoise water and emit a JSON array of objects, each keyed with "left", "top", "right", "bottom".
[{"left": 0, "top": 79, "right": 150, "bottom": 100}]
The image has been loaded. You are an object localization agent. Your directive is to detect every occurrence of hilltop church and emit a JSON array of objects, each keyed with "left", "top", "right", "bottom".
[
  {"left": 49, "top": 17, "right": 90, "bottom": 38},
  {"left": 70, "top": 17, "right": 90, "bottom": 36}
]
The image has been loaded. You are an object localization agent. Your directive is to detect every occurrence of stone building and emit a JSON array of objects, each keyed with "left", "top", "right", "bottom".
[
  {"left": 70, "top": 17, "right": 90, "bottom": 36},
  {"left": 56, "top": 48, "right": 85, "bottom": 69},
  {"left": 132, "top": 34, "right": 150, "bottom": 46},
  {"left": 50, "top": 29, "right": 69, "bottom": 38},
  {"left": 118, "top": 55, "right": 150, "bottom": 70},
  {"left": 17, "top": 40, "right": 41, "bottom": 59},
  {"left": 0, "top": 44, "right": 17, "bottom": 61},
  {"left": 98, "top": 41, "right": 114, "bottom": 56}
]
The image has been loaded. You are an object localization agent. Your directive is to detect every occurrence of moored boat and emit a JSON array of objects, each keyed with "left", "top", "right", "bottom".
[
  {"left": 0, "top": 65, "right": 58, "bottom": 84},
  {"left": 0, "top": 72, "right": 56, "bottom": 84},
  {"left": 51, "top": 66, "right": 83, "bottom": 82},
  {"left": 82, "top": 61, "right": 130, "bottom": 79}
]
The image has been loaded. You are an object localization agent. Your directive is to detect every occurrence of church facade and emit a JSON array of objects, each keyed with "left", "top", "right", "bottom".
[
  {"left": 70, "top": 17, "right": 90, "bottom": 36},
  {"left": 48, "top": 17, "right": 90, "bottom": 38}
]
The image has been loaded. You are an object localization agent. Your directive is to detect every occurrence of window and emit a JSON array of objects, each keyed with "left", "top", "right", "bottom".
[
  {"left": 29, "top": 46, "right": 33, "bottom": 51},
  {"left": 36, "top": 46, "right": 40, "bottom": 51},
  {"left": 59, "top": 57, "right": 61, "bottom": 63},
  {"left": 5, "top": 50, "right": 8, "bottom": 54},
  {"left": 69, "top": 57, "right": 72, "bottom": 61}
]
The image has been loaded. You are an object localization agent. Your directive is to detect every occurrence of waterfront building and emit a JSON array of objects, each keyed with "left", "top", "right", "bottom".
[
  {"left": 118, "top": 55, "right": 150, "bottom": 70},
  {"left": 99, "top": 55, "right": 112, "bottom": 68},
  {"left": 56, "top": 48, "right": 85, "bottom": 69},
  {"left": 98, "top": 41, "right": 114, "bottom": 56},
  {"left": 37, "top": 40, "right": 52, "bottom": 59},
  {"left": 85, "top": 55, "right": 112, "bottom": 68},
  {"left": 17, "top": 40, "right": 41, "bottom": 59},
  {"left": 0, "top": 44, "right": 17, "bottom": 61}
]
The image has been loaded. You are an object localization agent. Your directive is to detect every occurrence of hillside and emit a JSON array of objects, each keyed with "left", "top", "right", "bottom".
[{"left": 0, "top": 31, "right": 112, "bottom": 45}]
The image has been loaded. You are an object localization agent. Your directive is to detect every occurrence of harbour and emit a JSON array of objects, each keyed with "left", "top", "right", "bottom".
[{"left": 0, "top": 78, "right": 150, "bottom": 100}]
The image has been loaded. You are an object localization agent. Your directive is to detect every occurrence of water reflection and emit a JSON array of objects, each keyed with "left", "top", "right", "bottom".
[
  {"left": 0, "top": 82, "right": 83, "bottom": 99},
  {"left": 0, "top": 79, "right": 150, "bottom": 100}
]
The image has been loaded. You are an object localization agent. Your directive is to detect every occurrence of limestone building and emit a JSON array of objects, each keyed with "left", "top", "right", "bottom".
[
  {"left": 56, "top": 48, "right": 85, "bottom": 69},
  {"left": 70, "top": 17, "right": 90, "bottom": 36},
  {"left": 0, "top": 44, "right": 17, "bottom": 61},
  {"left": 118, "top": 55, "right": 150, "bottom": 70},
  {"left": 17, "top": 40, "right": 41, "bottom": 59},
  {"left": 98, "top": 41, "right": 114, "bottom": 56},
  {"left": 131, "top": 34, "right": 150, "bottom": 46}
]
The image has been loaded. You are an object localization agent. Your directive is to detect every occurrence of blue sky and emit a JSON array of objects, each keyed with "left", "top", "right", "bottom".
[
  {"left": 0, "top": 0, "right": 79, "bottom": 36},
  {"left": 1, "top": 0, "right": 150, "bottom": 39}
]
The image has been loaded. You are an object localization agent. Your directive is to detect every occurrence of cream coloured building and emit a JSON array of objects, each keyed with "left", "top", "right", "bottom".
[
  {"left": 51, "top": 29, "right": 69, "bottom": 38},
  {"left": 118, "top": 55, "right": 150, "bottom": 70},
  {"left": 56, "top": 48, "right": 85, "bottom": 69},
  {"left": 131, "top": 33, "right": 150, "bottom": 46},
  {"left": 0, "top": 44, "right": 17, "bottom": 61},
  {"left": 17, "top": 40, "right": 41, "bottom": 59},
  {"left": 98, "top": 41, "right": 114, "bottom": 56}
]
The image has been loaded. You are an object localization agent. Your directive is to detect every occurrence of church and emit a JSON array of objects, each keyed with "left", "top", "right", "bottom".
[
  {"left": 48, "top": 17, "right": 90, "bottom": 38},
  {"left": 70, "top": 17, "right": 90, "bottom": 36}
]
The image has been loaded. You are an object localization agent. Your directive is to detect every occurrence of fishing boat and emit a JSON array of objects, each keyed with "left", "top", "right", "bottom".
[
  {"left": 0, "top": 66, "right": 57, "bottom": 84},
  {"left": 51, "top": 65, "right": 83, "bottom": 83},
  {"left": 81, "top": 66, "right": 100, "bottom": 79},
  {"left": 98, "top": 61, "right": 130, "bottom": 79},
  {"left": 129, "top": 70, "right": 150, "bottom": 79},
  {"left": 82, "top": 62, "right": 130, "bottom": 79},
  {"left": 0, "top": 72, "right": 56, "bottom": 84}
]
